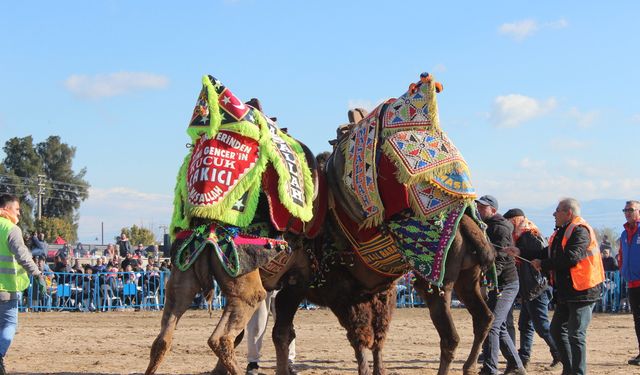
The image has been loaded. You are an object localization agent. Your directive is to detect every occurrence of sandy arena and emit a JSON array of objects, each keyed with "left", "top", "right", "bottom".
[{"left": 7, "top": 308, "right": 638, "bottom": 374}]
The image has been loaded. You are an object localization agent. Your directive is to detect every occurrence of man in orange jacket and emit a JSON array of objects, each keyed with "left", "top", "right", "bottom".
[{"left": 530, "top": 198, "right": 604, "bottom": 375}]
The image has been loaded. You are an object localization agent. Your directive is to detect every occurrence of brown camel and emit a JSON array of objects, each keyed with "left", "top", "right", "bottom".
[
  {"left": 272, "top": 209, "right": 495, "bottom": 375},
  {"left": 272, "top": 73, "right": 497, "bottom": 375}
]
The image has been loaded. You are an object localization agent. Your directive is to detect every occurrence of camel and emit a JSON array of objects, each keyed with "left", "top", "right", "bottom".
[
  {"left": 145, "top": 74, "right": 324, "bottom": 375},
  {"left": 271, "top": 73, "right": 497, "bottom": 375}
]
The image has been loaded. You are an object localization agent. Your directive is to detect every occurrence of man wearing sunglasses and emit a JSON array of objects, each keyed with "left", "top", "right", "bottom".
[{"left": 619, "top": 200, "right": 640, "bottom": 366}]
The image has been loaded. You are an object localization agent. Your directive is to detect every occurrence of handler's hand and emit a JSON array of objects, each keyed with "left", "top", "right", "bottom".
[
  {"left": 531, "top": 259, "right": 542, "bottom": 271},
  {"left": 503, "top": 246, "right": 521, "bottom": 257}
]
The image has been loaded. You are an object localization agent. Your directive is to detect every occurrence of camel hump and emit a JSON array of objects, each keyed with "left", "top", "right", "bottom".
[{"left": 348, "top": 108, "right": 368, "bottom": 124}]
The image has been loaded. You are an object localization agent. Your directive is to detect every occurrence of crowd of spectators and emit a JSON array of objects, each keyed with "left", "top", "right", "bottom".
[{"left": 21, "top": 232, "right": 171, "bottom": 312}]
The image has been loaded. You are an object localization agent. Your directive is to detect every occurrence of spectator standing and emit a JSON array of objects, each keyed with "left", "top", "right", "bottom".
[
  {"left": 503, "top": 208, "right": 560, "bottom": 370},
  {"left": 600, "top": 234, "right": 613, "bottom": 254},
  {"left": 30, "top": 232, "right": 48, "bottom": 259},
  {"left": 246, "top": 290, "right": 295, "bottom": 375},
  {"left": 118, "top": 233, "right": 131, "bottom": 257},
  {"left": 601, "top": 248, "right": 619, "bottom": 271},
  {"left": 531, "top": 198, "right": 604, "bottom": 375},
  {"left": 0, "top": 194, "right": 45, "bottom": 374},
  {"left": 619, "top": 200, "right": 640, "bottom": 366},
  {"left": 475, "top": 195, "right": 526, "bottom": 375},
  {"left": 103, "top": 243, "right": 116, "bottom": 259},
  {"left": 134, "top": 243, "right": 145, "bottom": 258}
]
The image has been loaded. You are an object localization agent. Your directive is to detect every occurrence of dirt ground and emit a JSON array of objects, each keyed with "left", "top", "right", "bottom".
[{"left": 7, "top": 308, "right": 640, "bottom": 374}]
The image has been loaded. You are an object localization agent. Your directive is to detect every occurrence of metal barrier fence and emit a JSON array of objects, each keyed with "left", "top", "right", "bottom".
[
  {"left": 17, "top": 270, "right": 629, "bottom": 312},
  {"left": 20, "top": 271, "right": 170, "bottom": 312}
]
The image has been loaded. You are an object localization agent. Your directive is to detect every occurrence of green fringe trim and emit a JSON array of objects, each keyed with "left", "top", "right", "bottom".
[
  {"left": 431, "top": 200, "right": 469, "bottom": 287},
  {"left": 255, "top": 112, "right": 315, "bottom": 222},
  {"left": 169, "top": 153, "right": 192, "bottom": 241},
  {"left": 187, "top": 75, "right": 222, "bottom": 141}
]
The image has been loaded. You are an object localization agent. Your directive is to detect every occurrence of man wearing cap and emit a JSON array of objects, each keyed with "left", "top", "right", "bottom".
[
  {"left": 530, "top": 198, "right": 603, "bottom": 375},
  {"left": 476, "top": 195, "right": 526, "bottom": 375},
  {"left": 619, "top": 200, "right": 640, "bottom": 365},
  {"left": 503, "top": 208, "right": 560, "bottom": 370}
]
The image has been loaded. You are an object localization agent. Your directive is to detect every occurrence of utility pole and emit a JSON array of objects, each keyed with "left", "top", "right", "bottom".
[{"left": 36, "top": 175, "right": 46, "bottom": 220}]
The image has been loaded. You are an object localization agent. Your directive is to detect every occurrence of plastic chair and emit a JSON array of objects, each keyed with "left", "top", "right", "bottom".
[{"left": 56, "top": 284, "right": 73, "bottom": 310}]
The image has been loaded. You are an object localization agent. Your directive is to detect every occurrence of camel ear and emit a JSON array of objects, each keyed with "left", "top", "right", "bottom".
[
  {"left": 348, "top": 108, "right": 368, "bottom": 124},
  {"left": 245, "top": 98, "right": 262, "bottom": 111}
]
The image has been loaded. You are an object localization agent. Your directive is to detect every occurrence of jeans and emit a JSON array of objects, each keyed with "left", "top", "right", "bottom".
[
  {"left": 482, "top": 281, "right": 523, "bottom": 374},
  {"left": 550, "top": 301, "right": 594, "bottom": 375},
  {"left": 519, "top": 288, "right": 559, "bottom": 361},
  {"left": 0, "top": 298, "right": 19, "bottom": 357},
  {"left": 629, "top": 286, "right": 640, "bottom": 354}
]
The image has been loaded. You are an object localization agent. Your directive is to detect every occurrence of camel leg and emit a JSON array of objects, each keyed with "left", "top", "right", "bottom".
[
  {"left": 208, "top": 271, "right": 265, "bottom": 375},
  {"left": 273, "top": 284, "right": 305, "bottom": 375},
  {"left": 330, "top": 301, "right": 373, "bottom": 375},
  {"left": 371, "top": 288, "right": 395, "bottom": 375},
  {"left": 145, "top": 269, "right": 200, "bottom": 375},
  {"left": 415, "top": 279, "right": 459, "bottom": 375},
  {"left": 454, "top": 267, "right": 493, "bottom": 375}
]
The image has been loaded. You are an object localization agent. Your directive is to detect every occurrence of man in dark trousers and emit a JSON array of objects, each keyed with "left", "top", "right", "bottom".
[
  {"left": 503, "top": 208, "right": 560, "bottom": 369},
  {"left": 530, "top": 198, "right": 604, "bottom": 375},
  {"left": 0, "top": 194, "right": 46, "bottom": 375},
  {"left": 619, "top": 200, "right": 640, "bottom": 365},
  {"left": 476, "top": 195, "right": 526, "bottom": 375}
]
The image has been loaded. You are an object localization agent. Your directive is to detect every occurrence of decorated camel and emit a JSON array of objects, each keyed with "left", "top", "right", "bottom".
[
  {"left": 145, "top": 75, "right": 326, "bottom": 375},
  {"left": 271, "top": 73, "right": 497, "bottom": 375}
]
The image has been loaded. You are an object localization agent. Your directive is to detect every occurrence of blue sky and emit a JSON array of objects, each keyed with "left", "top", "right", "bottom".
[{"left": 1, "top": 1, "right": 638, "bottom": 243}]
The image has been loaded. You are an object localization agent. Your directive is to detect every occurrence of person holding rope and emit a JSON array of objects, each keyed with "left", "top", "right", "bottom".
[
  {"left": 0, "top": 194, "right": 46, "bottom": 375},
  {"left": 503, "top": 208, "right": 561, "bottom": 370},
  {"left": 525, "top": 198, "right": 603, "bottom": 375},
  {"left": 476, "top": 195, "right": 527, "bottom": 375}
]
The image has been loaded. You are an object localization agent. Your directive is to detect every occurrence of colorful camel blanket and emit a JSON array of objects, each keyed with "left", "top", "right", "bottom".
[
  {"left": 174, "top": 223, "right": 290, "bottom": 277},
  {"left": 333, "top": 73, "right": 480, "bottom": 285},
  {"left": 170, "top": 75, "right": 314, "bottom": 233}
]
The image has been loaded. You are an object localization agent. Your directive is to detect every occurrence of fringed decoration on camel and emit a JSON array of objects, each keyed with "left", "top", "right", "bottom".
[
  {"left": 169, "top": 75, "right": 315, "bottom": 276},
  {"left": 329, "top": 72, "right": 488, "bottom": 286}
]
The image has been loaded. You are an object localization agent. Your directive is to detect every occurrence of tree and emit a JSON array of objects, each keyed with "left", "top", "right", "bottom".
[
  {"left": 120, "top": 225, "right": 156, "bottom": 246},
  {"left": 1, "top": 136, "right": 43, "bottom": 229},
  {"left": 36, "top": 136, "right": 90, "bottom": 220},
  {"left": 1, "top": 135, "right": 89, "bottom": 237},
  {"left": 36, "top": 217, "right": 77, "bottom": 244}
]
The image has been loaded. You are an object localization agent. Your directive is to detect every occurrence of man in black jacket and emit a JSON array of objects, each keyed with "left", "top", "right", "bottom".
[
  {"left": 530, "top": 198, "right": 602, "bottom": 375},
  {"left": 503, "top": 208, "right": 560, "bottom": 369},
  {"left": 476, "top": 195, "right": 526, "bottom": 375}
]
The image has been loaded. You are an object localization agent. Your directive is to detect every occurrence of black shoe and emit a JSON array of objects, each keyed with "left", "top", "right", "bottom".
[
  {"left": 629, "top": 355, "right": 640, "bottom": 366},
  {"left": 246, "top": 361, "right": 259, "bottom": 375},
  {"left": 0, "top": 355, "right": 6, "bottom": 375},
  {"left": 549, "top": 357, "right": 561, "bottom": 367}
]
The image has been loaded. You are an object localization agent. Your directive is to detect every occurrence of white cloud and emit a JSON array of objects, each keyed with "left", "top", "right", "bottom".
[
  {"left": 489, "top": 94, "right": 557, "bottom": 128},
  {"left": 64, "top": 72, "right": 169, "bottom": 99},
  {"left": 567, "top": 107, "right": 599, "bottom": 127},
  {"left": 77, "top": 186, "right": 173, "bottom": 243},
  {"left": 499, "top": 18, "right": 568, "bottom": 41},
  {"left": 630, "top": 114, "right": 640, "bottom": 123},
  {"left": 550, "top": 139, "right": 591, "bottom": 150},
  {"left": 499, "top": 19, "right": 538, "bottom": 41}
]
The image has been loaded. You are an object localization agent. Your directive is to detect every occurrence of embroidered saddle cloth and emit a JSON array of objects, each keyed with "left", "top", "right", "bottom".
[{"left": 328, "top": 73, "right": 479, "bottom": 285}]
